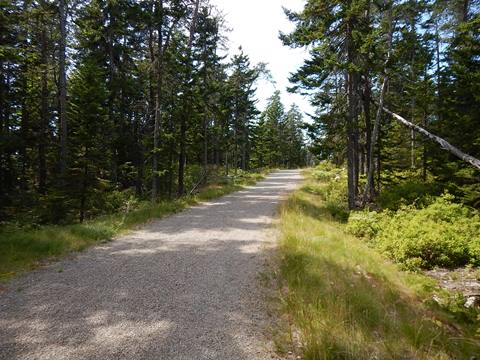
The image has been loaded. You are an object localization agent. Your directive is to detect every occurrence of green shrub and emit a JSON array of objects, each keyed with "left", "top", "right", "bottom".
[
  {"left": 346, "top": 210, "right": 384, "bottom": 240},
  {"left": 378, "top": 180, "right": 443, "bottom": 210},
  {"left": 311, "top": 164, "right": 349, "bottom": 221},
  {"left": 312, "top": 161, "right": 344, "bottom": 182},
  {"left": 348, "top": 194, "right": 480, "bottom": 270},
  {"left": 102, "top": 188, "right": 139, "bottom": 214}
]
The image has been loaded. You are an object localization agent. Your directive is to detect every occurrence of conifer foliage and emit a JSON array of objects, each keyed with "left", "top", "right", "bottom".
[
  {"left": 0, "top": 0, "right": 308, "bottom": 224},
  {"left": 283, "top": 0, "right": 480, "bottom": 208}
]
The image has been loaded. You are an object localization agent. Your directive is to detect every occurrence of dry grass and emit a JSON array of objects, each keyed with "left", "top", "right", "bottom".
[{"left": 274, "top": 169, "right": 480, "bottom": 359}]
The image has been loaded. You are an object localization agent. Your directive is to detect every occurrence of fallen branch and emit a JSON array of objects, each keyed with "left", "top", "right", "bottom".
[{"left": 382, "top": 107, "right": 480, "bottom": 170}]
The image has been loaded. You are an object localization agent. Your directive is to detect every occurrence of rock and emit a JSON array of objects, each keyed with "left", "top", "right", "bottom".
[
  {"left": 464, "top": 295, "right": 480, "bottom": 308},
  {"left": 432, "top": 294, "right": 443, "bottom": 305}
]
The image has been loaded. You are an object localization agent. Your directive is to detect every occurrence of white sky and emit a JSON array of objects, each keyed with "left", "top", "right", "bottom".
[{"left": 209, "top": 0, "right": 314, "bottom": 118}]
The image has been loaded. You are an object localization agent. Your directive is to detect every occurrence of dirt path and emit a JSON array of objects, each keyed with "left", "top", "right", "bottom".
[{"left": 0, "top": 170, "right": 302, "bottom": 360}]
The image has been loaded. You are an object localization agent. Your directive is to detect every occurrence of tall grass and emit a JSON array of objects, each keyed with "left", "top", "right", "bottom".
[
  {"left": 0, "top": 171, "right": 266, "bottom": 280},
  {"left": 274, "top": 168, "right": 480, "bottom": 359}
]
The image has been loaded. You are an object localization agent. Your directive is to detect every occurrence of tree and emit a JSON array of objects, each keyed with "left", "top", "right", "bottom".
[{"left": 282, "top": 0, "right": 372, "bottom": 208}]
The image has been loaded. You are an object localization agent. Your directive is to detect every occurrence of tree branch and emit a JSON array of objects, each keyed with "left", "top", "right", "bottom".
[{"left": 382, "top": 107, "right": 480, "bottom": 170}]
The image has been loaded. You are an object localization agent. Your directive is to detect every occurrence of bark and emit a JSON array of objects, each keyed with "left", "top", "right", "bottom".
[
  {"left": 58, "top": 0, "right": 67, "bottom": 177},
  {"left": 363, "top": 76, "right": 388, "bottom": 203},
  {"left": 134, "top": 111, "right": 144, "bottom": 196},
  {"left": 105, "top": 4, "right": 118, "bottom": 185},
  {"left": 363, "top": 76, "right": 372, "bottom": 175},
  {"left": 233, "top": 127, "right": 238, "bottom": 176},
  {"left": 151, "top": 0, "right": 179, "bottom": 199},
  {"left": 178, "top": 0, "right": 201, "bottom": 197},
  {"left": 80, "top": 160, "right": 88, "bottom": 223},
  {"left": 382, "top": 107, "right": 480, "bottom": 170},
  {"left": 362, "top": 1, "right": 393, "bottom": 204},
  {"left": 152, "top": 0, "right": 163, "bottom": 200},
  {"left": 409, "top": 13, "right": 417, "bottom": 169},
  {"left": 39, "top": 20, "right": 48, "bottom": 195},
  {"left": 345, "top": 18, "right": 359, "bottom": 209},
  {"left": 203, "top": 114, "right": 208, "bottom": 182}
]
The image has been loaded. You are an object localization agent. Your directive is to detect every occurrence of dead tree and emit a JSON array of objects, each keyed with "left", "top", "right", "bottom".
[{"left": 382, "top": 108, "right": 480, "bottom": 170}]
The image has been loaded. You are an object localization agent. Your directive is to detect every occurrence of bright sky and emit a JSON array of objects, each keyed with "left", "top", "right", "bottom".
[{"left": 209, "top": 0, "right": 314, "bottom": 118}]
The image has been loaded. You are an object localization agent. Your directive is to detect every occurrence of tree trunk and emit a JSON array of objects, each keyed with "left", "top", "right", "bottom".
[
  {"left": 177, "top": 0, "right": 201, "bottom": 197},
  {"left": 80, "top": 161, "right": 88, "bottom": 223},
  {"left": 363, "top": 76, "right": 388, "bottom": 203},
  {"left": 346, "top": 18, "right": 359, "bottom": 209},
  {"left": 363, "top": 76, "right": 372, "bottom": 175},
  {"left": 105, "top": 5, "right": 118, "bottom": 185},
  {"left": 203, "top": 114, "right": 208, "bottom": 182},
  {"left": 177, "top": 119, "right": 186, "bottom": 196},
  {"left": 363, "top": 1, "right": 393, "bottom": 204},
  {"left": 152, "top": 0, "right": 163, "bottom": 201},
  {"left": 39, "top": 22, "right": 48, "bottom": 195},
  {"left": 58, "top": 0, "right": 67, "bottom": 177}
]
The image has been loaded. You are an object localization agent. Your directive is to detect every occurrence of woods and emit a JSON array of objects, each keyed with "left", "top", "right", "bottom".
[
  {"left": 0, "top": 0, "right": 307, "bottom": 224},
  {"left": 1, "top": 1, "right": 480, "bottom": 358},
  {"left": 284, "top": 0, "right": 480, "bottom": 209}
]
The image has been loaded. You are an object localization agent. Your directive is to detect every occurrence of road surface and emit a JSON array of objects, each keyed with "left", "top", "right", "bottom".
[{"left": 0, "top": 170, "right": 302, "bottom": 360}]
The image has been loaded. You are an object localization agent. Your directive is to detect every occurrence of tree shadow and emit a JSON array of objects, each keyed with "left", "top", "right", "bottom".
[
  {"left": 0, "top": 170, "right": 303, "bottom": 359},
  {"left": 281, "top": 250, "right": 480, "bottom": 358}
]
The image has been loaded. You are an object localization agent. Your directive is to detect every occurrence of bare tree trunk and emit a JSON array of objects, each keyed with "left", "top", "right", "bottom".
[
  {"left": 39, "top": 20, "right": 48, "bottom": 195},
  {"left": 203, "top": 115, "right": 208, "bottom": 183},
  {"left": 80, "top": 160, "right": 88, "bottom": 223},
  {"left": 58, "top": 0, "right": 68, "bottom": 177},
  {"left": 345, "top": 15, "right": 360, "bottom": 209},
  {"left": 105, "top": 4, "right": 118, "bottom": 185},
  {"left": 151, "top": 1, "right": 163, "bottom": 201},
  {"left": 409, "top": 14, "right": 416, "bottom": 169},
  {"left": 178, "top": 0, "right": 201, "bottom": 197},
  {"left": 363, "top": 77, "right": 388, "bottom": 203},
  {"left": 225, "top": 151, "right": 229, "bottom": 176},
  {"left": 363, "top": 1, "right": 393, "bottom": 204},
  {"left": 422, "top": 111, "right": 427, "bottom": 182},
  {"left": 382, "top": 107, "right": 480, "bottom": 170},
  {"left": 363, "top": 76, "right": 372, "bottom": 175},
  {"left": 152, "top": 65, "right": 163, "bottom": 199},
  {"left": 233, "top": 128, "right": 238, "bottom": 176}
]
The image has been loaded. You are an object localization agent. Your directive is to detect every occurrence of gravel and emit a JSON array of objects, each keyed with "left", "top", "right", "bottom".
[{"left": 0, "top": 170, "right": 302, "bottom": 360}]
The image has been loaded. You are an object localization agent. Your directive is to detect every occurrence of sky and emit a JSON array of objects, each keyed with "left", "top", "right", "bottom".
[{"left": 209, "top": 0, "right": 314, "bottom": 118}]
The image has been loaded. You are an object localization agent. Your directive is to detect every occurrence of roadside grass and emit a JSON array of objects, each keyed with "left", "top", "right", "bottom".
[
  {"left": 0, "top": 170, "right": 266, "bottom": 280},
  {"left": 274, "top": 169, "right": 480, "bottom": 359}
]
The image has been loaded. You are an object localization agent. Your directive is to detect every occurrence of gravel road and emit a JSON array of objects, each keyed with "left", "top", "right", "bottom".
[{"left": 0, "top": 170, "right": 302, "bottom": 360}]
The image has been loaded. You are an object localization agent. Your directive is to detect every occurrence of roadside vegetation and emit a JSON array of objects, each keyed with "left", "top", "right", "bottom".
[
  {"left": 274, "top": 164, "right": 480, "bottom": 359},
  {"left": 0, "top": 169, "right": 265, "bottom": 280},
  {"left": 348, "top": 195, "right": 480, "bottom": 271}
]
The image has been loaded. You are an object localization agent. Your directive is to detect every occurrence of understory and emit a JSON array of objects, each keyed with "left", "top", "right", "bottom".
[
  {"left": 0, "top": 170, "right": 265, "bottom": 280},
  {"left": 274, "top": 165, "right": 480, "bottom": 359}
]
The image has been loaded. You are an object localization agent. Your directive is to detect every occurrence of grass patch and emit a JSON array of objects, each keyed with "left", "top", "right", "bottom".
[
  {"left": 0, "top": 170, "right": 266, "bottom": 280},
  {"left": 274, "top": 169, "right": 480, "bottom": 359}
]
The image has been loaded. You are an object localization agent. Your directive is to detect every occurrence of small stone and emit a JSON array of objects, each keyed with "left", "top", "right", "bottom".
[
  {"left": 432, "top": 294, "right": 442, "bottom": 305},
  {"left": 464, "top": 296, "right": 480, "bottom": 308}
]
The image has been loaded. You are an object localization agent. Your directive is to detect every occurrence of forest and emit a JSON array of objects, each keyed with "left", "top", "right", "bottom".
[
  {"left": 1, "top": 0, "right": 480, "bottom": 357},
  {"left": 284, "top": 0, "right": 480, "bottom": 209},
  {"left": 2, "top": 0, "right": 478, "bottom": 224},
  {"left": 0, "top": 0, "right": 307, "bottom": 225}
]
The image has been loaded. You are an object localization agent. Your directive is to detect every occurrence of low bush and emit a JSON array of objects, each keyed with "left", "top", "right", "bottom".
[
  {"left": 348, "top": 194, "right": 480, "bottom": 270},
  {"left": 378, "top": 179, "right": 443, "bottom": 210},
  {"left": 0, "top": 169, "right": 266, "bottom": 279},
  {"left": 310, "top": 163, "right": 349, "bottom": 221},
  {"left": 277, "top": 170, "right": 480, "bottom": 358}
]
